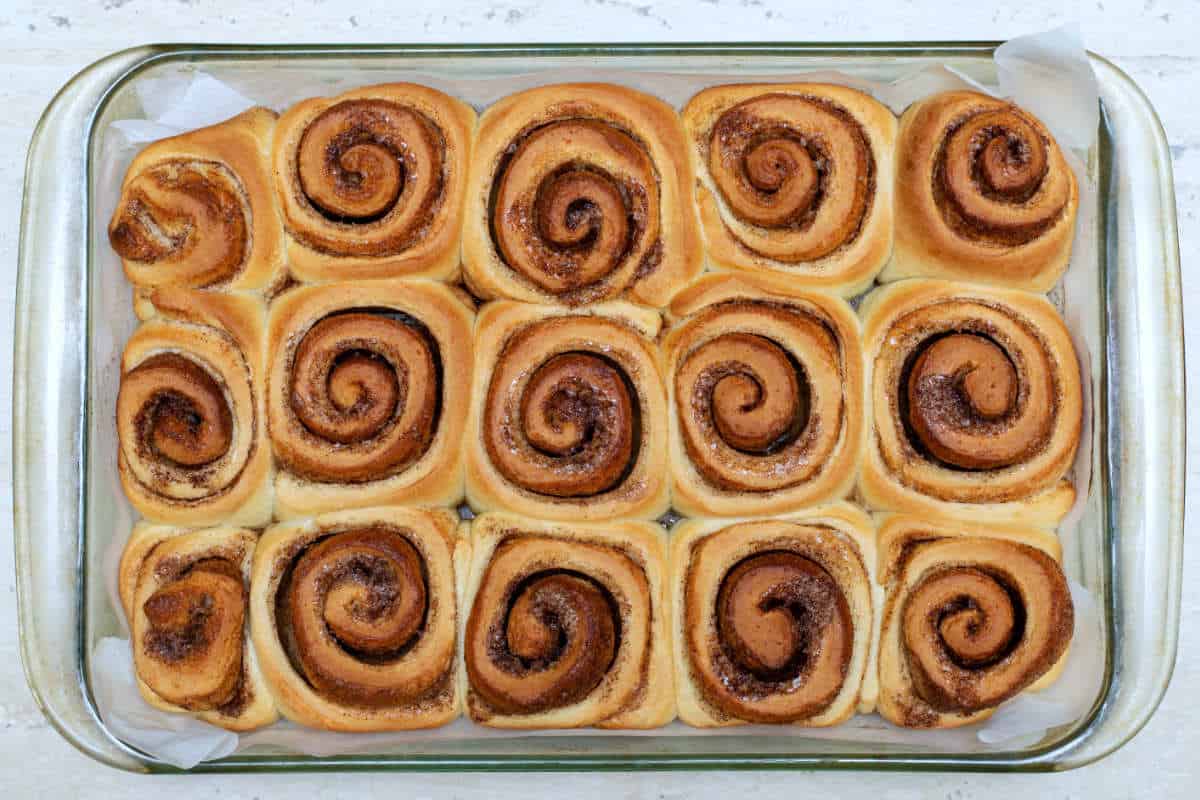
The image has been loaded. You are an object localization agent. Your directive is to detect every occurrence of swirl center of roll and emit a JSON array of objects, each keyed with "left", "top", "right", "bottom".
[
  {"left": 285, "top": 312, "right": 439, "bottom": 482},
  {"left": 937, "top": 107, "right": 1068, "bottom": 245},
  {"left": 282, "top": 527, "right": 432, "bottom": 706},
  {"left": 486, "top": 342, "right": 639, "bottom": 499},
  {"left": 121, "top": 354, "right": 233, "bottom": 468},
  {"left": 717, "top": 552, "right": 851, "bottom": 683},
  {"left": 905, "top": 333, "right": 1037, "bottom": 470},
  {"left": 492, "top": 119, "right": 656, "bottom": 300},
  {"left": 707, "top": 95, "right": 873, "bottom": 262},
  {"left": 477, "top": 570, "right": 618, "bottom": 714},
  {"left": 141, "top": 558, "right": 245, "bottom": 709},
  {"left": 297, "top": 100, "right": 442, "bottom": 223},
  {"left": 700, "top": 333, "right": 809, "bottom": 455}
]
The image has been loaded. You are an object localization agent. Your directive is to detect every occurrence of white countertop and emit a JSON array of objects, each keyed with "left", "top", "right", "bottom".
[{"left": 0, "top": 1, "right": 1194, "bottom": 796}]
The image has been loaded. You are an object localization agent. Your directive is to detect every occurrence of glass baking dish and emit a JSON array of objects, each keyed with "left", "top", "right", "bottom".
[{"left": 12, "top": 42, "right": 1183, "bottom": 773}]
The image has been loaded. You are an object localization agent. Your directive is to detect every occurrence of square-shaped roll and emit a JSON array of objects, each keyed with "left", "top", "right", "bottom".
[
  {"left": 108, "top": 107, "right": 286, "bottom": 309},
  {"left": 463, "top": 512, "right": 674, "bottom": 729},
  {"left": 465, "top": 300, "right": 669, "bottom": 522},
  {"left": 250, "top": 506, "right": 465, "bottom": 731},
  {"left": 859, "top": 279, "right": 1083, "bottom": 526},
  {"left": 118, "top": 523, "right": 278, "bottom": 731},
  {"left": 875, "top": 515, "right": 1074, "bottom": 729},
  {"left": 663, "top": 273, "right": 864, "bottom": 517},
  {"left": 462, "top": 82, "right": 702, "bottom": 307},
  {"left": 266, "top": 279, "right": 474, "bottom": 519},
  {"left": 116, "top": 289, "right": 273, "bottom": 527},
  {"left": 682, "top": 83, "right": 896, "bottom": 297},
  {"left": 272, "top": 83, "right": 476, "bottom": 282},
  {"left": 669, "top": 503, "right": 878, "bottom": 728}
]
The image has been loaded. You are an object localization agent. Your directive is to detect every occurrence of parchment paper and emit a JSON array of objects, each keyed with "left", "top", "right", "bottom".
[{"left": 89, "top": 26, "right": 1106, "bottom": 768}]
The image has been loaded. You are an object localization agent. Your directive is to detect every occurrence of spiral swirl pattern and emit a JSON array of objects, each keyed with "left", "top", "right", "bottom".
[
  {"left": 877, "top": 519, "right": 1074, "bottom": 727},
  {"left": 465, "top": 534, "right": 652, "bottom": 724},
  {"left": 934, "top": 107, "right": 1070, "bottom": 247},
  {"left": 675, "top": 302, "right": 843, "bottom": 493},
  {"left": 707, "top": 94, "right": 873, "bottom": 262},
  {"left": 110, "top": 160, "right": 250, "bottom": 288},
  {"left": 890, "top": 91, "right": 1078, "bottom": 290},
  {"left": 490, "top": 119, "right": 659, "bottom": 304},
  {"left": 278, "top": 527, "right": 447, "bottom": 707},
  {"left": 678, "top": 514, "right": 874, "bottom": 727},
  {"left": 273, "top": 310, "right": 440, "bottom": 484},
  {"left": 862, "top": 280, "right": 1082, "bottom": 521},
  {"left": 292, "top": 100, "right": 443, "bottom": 253},
  {"left": 116, "top": 291, "right": 268, "bottom": 526},
  {"left": 481, "top": 316, "right": 650, "bottom": 502}
]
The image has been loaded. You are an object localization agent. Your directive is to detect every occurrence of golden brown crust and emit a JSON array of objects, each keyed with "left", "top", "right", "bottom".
[
  {"left": 663, "top": 273, "right": 864, "bottom": 516},
  {"left": 465, "top": 300, "right": 669, "bottom": 521},
  {"left": 249, "top": 506, "right": 462, "bottom": 731},
  {"left": 682, "top": 83, "right": 896, "bottom": 296},
  {"left": 462, "top": 512, "right": 674, "bottom": 729},
  {"left": 859, "top": 279, "right": 1082, "bottom": 525},
  {"left": 885, "top": 90, "right": 1079, "bottom": 292},
  {"left": 117, "top": 289, "right": 273, "bottom": 526},
  {"left": 265, "top": 280, "right": 474, "bottom": 519},
  {"left": 669, "top": 504, "right": 878, "bottom": 728},
  {"left": 118, "top": 523, "right": 278, "bottom": 731},
  {"left": 875, "top": 515, "right": 1073, "bottom": 728},
  {"left": 109, "top": 108, "right": 286, "bottom": 296},
  {"left": 272, "top": 83, "right": 476, "bottom": 282},
  {"left": 462, "top": 83, "right": 701, "bottom": 307}
]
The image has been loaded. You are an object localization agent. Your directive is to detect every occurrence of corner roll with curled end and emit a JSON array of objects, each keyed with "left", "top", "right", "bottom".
[
  {"left": 885, "top": 90, "right": 1079, "bottom": 292},
  {"left": 118, "top": 524, "right": 278, "bottom": 731},
  {"left": 265, "top": 280, "right": 474, "bottom": 519},
  {"left": 859, "top": 279, "right": 1083, "bottom": 526},
  {"left": 875, "top": 515, "right": 1074, "bottom": 729},
  {"left": 249, "top": 506, "right": 465, "bottom": 731},
  {"left": 116, "top": 289, "right": 273, "bottom": 527},
  {"left": 465, "top": 300, "right": 669, "bottom": 522},
  {"left": 663, "top": 273, "right": 865, "bottom": 517},
  {"left": 462, "top": 512, "right": 674, "bottom": 729},
  {"left": 669, "top": 504, "right": 877, "bottom": 727},
  {"left": 272, "top": 83, "right": 475, "bottom": 282},
  {"left": 462, "top": 83, "right": 701, "bottom": 307},
  {"left": 108, "top": 108, "right": 286, "bottom": 313},
  {"left": 682, "top": 83, "right": 896, "bottom": 296}
]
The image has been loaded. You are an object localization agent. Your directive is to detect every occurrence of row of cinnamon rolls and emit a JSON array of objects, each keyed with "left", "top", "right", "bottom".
[
  {"left": 117, "top": 275, "right": 1082, "bottom": 530},
  {"left": 108, "top": 81, "right": 1079, "bottom": 309},
  {"left": 119, "top": 505, "right": 1074, "bottom": 732}
]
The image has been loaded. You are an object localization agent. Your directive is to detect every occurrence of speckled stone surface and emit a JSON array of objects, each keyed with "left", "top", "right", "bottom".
[{"left": 1, "top": 1, "right": 1195, "bottom": 796}]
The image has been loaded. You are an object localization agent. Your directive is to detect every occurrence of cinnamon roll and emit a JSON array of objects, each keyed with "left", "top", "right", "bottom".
[
  {"left": 118, "top": 523, "right": 277, "bottom": 731},
  {"left": 462, "top": 83, "right": 701, "bottom": 307},
  {"left": 272, "top": 83, "right": 475, "bottom": 282},
  {"left": 108, "top": 108, "right": 286, "bottom": 302},
  {"left": 885, "top": 91, "right": 1079, "bottom": 292},
  {"left": 664, "top": 273, "right": 864, "bottom": 516},
  {"left": 876, "top": 515, "right": 1074, "bottom": 728},
  {"left": 116, "top": 289, "right": 272, "bottom": 526},
  {"left": 682, "top": 83, "right": 896, "bottom": 296},
  {"left": 860, "top": 279, "right": 1083, "bottom": 525},
  {"left": 250, "top": 506, "right": 464, "bottom": 731},
  {"left": 670, "top": 504, "right": 877, "bottom": 727},
  {"left": 463, "top": 512, "right": 673, "bottom": 728},
  {"left": 465, "top": 301, "right": 669, "bottom": 521},
  {"left": 266, "top": 280, "right": 473, "bottom": 519}
]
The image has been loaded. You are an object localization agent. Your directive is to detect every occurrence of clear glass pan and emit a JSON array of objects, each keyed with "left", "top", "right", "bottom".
[{"left": 12, "top": 42, "right": 1184, "bottom": 773}]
